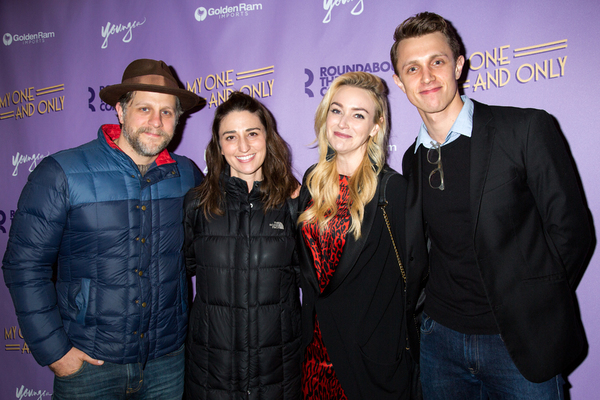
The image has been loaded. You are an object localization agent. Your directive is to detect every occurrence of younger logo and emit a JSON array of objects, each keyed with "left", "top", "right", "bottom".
[
  {"left": 15, "top": 385, "right": 51, "bottom": 400},
  {"left": 323, "top": 0, "right": 364, "bottom": 24},
  {"left": 12, "top": 151, "right": 48, "bottom": 177},
  {"left": 101, "top": 18, "right": 146, "bottom": 49}
]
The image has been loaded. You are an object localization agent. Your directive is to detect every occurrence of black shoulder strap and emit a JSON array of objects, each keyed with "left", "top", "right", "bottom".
[{"left": 378, "top": 168, "right": 399, "bottom": 207}]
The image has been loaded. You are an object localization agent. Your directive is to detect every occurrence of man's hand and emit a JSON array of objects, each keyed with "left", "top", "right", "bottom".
[{"left": 49, "top": 347, "right": 104, "bottom": 377}]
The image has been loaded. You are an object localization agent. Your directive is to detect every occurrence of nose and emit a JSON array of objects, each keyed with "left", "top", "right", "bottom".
[
  {"left": 338, "top": 113, "right": 349, "bottom": 129},
  {"left": 422, "top": 67, "right": 435, "bottom": 84},
  {"left": 149, "top": 110, "right": 163, "bottom": 128},
  {"left": 238, "top": 136, "right": 250, "bottom": 152}
]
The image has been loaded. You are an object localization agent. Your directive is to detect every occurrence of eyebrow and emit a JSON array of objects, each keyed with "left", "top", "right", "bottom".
[
  {"left": 331, "top": 101, "right": 370, "bottom": 114},
  {"left": 402, "top": 52, "right": 450, "bottom": 69},
  {"left": 132, "top": 101, "right": 175, "bottom": 111},
  {"left": 221, "top": 127, "right": 262, "bottom": 135}
]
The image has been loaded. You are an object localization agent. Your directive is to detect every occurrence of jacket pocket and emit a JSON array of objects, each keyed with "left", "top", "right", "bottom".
[
  {"left": 74, "top": 278, "right": 90, "bottom": 325},
  {"left": 420, "top": 312, "right": 436, "bottom": 335},
  {"left": 54, "top": 359, "right": 88, "bottom": 380},
  {"left": 358, "top": 344, "right": 404, "bottom": 394},
  {"left": 483, "top": 172, "right": 518, "bottom": 194}
]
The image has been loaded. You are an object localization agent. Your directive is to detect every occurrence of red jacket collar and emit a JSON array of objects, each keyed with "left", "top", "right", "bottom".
[{"left": 101, "top": 124, "right": 175, "bottom": 165}]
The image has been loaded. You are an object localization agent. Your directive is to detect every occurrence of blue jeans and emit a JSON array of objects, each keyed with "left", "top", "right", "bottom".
[
  {"left": 52, "top": 344, "right": 184, "bottom": 400},
  {"left": 420, "top": 313, "right": 564, "bottom": 400}
]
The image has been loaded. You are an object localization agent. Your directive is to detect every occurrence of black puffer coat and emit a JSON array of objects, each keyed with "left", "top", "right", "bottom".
[{"left": 183, "top": 173, "right": 302, "bottom": 400}]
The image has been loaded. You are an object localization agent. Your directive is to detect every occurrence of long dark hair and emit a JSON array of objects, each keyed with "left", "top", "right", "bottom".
[{"left": 191, "top": 91, "right": 299, "bottom": 217}]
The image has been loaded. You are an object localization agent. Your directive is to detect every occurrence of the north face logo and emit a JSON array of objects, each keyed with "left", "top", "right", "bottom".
[{"left": 269, "top": 221, "right": 284, "bottom": 230}]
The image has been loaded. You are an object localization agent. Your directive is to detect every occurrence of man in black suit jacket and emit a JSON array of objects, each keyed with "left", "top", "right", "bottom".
[{"left": 390, "top": 12, "right": 592, "bottom": 399}]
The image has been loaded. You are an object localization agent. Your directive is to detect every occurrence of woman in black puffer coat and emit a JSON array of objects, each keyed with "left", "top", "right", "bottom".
[{"left": 184, "top": 92, "right": 302, "bottom": 400}]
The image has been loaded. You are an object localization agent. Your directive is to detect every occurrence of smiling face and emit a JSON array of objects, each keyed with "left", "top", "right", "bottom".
[
  {"left": 393, "top": 32, "right": 465, "bottom": 125},
  {"left": 219, "top": 110, "right": 267, "bottom": 189},
  {"left": 326, "top": 85, "right": 379, "bottom": 175},
  {"left": 115, "top": 91, "right": 177, "bottom": 164}
]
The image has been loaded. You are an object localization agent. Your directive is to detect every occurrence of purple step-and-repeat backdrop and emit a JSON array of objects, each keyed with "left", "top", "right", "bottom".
[{"left": 1, "top": 1, "right": 598, "bottom": 398}]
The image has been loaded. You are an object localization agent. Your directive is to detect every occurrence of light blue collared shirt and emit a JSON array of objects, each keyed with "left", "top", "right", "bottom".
[{"left": 414, "top": 96, "right": 474, "bottom": 153}]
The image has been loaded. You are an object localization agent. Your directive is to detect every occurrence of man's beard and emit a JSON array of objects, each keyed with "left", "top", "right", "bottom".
[{"left": 121, "top": 125, "right": 172, "bottom": 158}]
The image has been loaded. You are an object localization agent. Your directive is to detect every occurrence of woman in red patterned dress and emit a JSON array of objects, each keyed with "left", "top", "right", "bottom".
[{"left": 296, "top": 72, "right": 416, "bottom": 399}]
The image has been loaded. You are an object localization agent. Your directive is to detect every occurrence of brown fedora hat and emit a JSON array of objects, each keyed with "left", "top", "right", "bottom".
[{"left": 99, "top": 59, "right": 205, "bottom": 112}]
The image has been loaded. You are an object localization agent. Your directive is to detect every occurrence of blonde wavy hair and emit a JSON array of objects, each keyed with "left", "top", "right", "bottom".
[{"left": 298, "top": 72, "right": 390, "bottom": 239}]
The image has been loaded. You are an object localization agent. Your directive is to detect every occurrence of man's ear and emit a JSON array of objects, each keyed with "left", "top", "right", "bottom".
[
  {"left": 115, "top": 103, "right": 125, "bottom": 125},
  {"left": 455, "top": 55, "right": 465, "bottom": 80},
  {"left": 393, "top": 74, "right": 406, "bottom": 93}
]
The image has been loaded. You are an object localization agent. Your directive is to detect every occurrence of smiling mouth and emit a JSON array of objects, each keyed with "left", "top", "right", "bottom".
[
  {"left": 140, "top": 128, "right": 166, "bottom": 138},
  {"left": 236, "top": 154, "right": 255, "bottom": 161},
  {"left": 334, "top": 131, "right": 351, "bottom": 139},
  {"left": 420, "top": 86, "right": 441, "bottom": 95}
]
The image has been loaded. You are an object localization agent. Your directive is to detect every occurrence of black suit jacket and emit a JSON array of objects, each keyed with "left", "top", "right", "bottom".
[
  {"left": 402, "top": 100, "right": 592, "bottom": 383},
  {"left": 297, "top": 167, "right": 414, "bottom": 399}
]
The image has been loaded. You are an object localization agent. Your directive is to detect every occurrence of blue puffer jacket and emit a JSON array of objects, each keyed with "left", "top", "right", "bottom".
[{"left": 2, "top": 124, "right": 202, "bottom": 367}]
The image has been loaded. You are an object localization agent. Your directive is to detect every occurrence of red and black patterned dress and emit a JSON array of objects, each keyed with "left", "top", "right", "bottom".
[{"left": 301, "top": 175, "right": 351, "bottom": 400}]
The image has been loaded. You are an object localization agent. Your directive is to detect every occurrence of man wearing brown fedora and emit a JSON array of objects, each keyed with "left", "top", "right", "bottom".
[{"left": 3, "top": 59, "right": 205, "bottom": 399}]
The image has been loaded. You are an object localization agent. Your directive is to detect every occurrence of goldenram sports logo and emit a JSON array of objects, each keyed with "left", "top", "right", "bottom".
[
  {"left": 3, "top": 31, "right": 55, "bottom": 46},
  {"left": 194, "top": 3, "right": 262, "bottom": 21}
]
